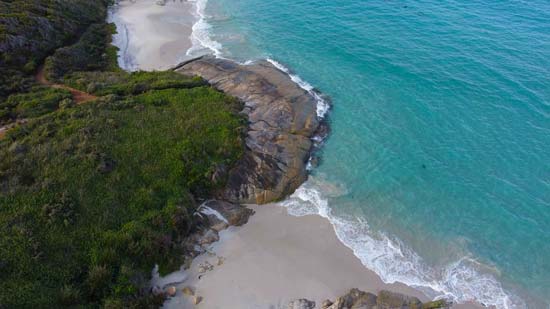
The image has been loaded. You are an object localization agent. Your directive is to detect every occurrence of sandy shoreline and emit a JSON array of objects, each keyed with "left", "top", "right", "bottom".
[
  {"left": 109, "top": 0, "right": 197, "bottom": 71},
  {"left": 108, "top": 4, "right": 483, "bottom": 308},
  {"left": 160, "top": 205, "right": 480, "bottom": 308}
]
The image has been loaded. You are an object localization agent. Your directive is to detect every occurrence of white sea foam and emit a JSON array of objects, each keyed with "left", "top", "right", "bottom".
[
  {"left": 182, "top": 0, "right": 330, "bottom": 119},
  {"left": 186, "top": 0, "right": 223, "bottom": 57},
  {"left": 267, "top": 58, "right": 331, "bottom": 119},
  {"left": 280, "top": 176, "right": 526, "bottom": 309}
]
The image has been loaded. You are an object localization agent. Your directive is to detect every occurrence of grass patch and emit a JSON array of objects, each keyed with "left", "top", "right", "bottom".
[
  {"left": 0, "top": 86, "right": 72, "bottom": 124},
  {"left": 0, "top": 83, "right": 244, "bottom": 307}
]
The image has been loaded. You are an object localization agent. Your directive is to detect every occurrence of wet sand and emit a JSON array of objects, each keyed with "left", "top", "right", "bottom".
[{"left": 161, "top": 205, "right": 481, "bottom": 308}]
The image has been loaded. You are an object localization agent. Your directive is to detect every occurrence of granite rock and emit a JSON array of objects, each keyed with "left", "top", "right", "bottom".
[{"left": 175, "top": 56, "right": 322, "bottom": 204}]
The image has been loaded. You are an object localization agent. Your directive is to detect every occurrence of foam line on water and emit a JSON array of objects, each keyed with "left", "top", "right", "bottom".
[
  {"left": 266, "top": 58, "right": 330, "bottom": 119},
  {"left": 182, "top": 0, "right": 330, "bottom": 119},
  {"left": 279, "top": 176, "right": 526, "bottom": 309},
  {"left": 187, "top": 0, "right": 223, "bottom": 57},
  {"left": 169, "top": 3, "right": 523, "bottom": 306}
]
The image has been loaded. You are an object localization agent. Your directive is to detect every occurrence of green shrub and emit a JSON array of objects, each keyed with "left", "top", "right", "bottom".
[
  {"left": 44, "top": 22, "right": 120, "bottom": 81},
  {"left": 0, "top": 80, "right": 244, "bottom": 307},
  {"left": 58, "top": 285, "right": 82, "bottom": 306},
  {"left": 0, "top": 0, "right": 109, "bottom": 100},
  {"left": 4, "top": 87, "right": 71, "bottom": 119}
]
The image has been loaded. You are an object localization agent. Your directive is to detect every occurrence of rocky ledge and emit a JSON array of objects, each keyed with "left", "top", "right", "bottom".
[
  {"left": 288, "top": 288, "right": 451, "bottom": 309},
  {"left": 175, "top": 56, "right": 324, "bottom": 204}
]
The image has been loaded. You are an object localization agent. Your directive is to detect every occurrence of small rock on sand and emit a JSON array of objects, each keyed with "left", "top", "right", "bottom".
[
  {"left": 321, "top": 299, "right": 333, "bottom": 308},
  {"left": 198, "top": 261, "right": 214, "bottom": 273},
  {"left": 182, "top": 286, "right": 195, "bottom": 296},
  {"left": 165, "top": 286, "right": 177, "bottom": 297},
  {"left": 287, "top": 299, "right": 315, "bottom": 309},
  {"left": 193, "top": 295, "right": 203, "bottom": 305}
]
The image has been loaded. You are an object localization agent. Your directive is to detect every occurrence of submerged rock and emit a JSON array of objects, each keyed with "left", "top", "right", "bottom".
[
  {"left": 175, "top": 56, "right": 323, "bottom": 204},
  {"left": 288, "top": 298, "right": 316, "bottom": 309}
]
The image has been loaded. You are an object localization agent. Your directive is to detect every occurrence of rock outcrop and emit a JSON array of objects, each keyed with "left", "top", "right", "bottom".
[
  {"left": 179, "top": 200, "right": 254, "bottom": 262},
  {"left": 294, "top": 289, "right": 452, "bottom": 309},
  {"left": 197, "top": 200, "right": 255, "bottom": 231},
  {"left": 288, "top": 299, "right": 316, "bottom": 309},
  {"left": 175, "top": 56, "right": 323, "bottom": 204}
]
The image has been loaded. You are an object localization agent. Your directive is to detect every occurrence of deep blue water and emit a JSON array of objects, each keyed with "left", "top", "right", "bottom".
[{"left": 192, "top": 0, "right": 550, "bottom": 307}]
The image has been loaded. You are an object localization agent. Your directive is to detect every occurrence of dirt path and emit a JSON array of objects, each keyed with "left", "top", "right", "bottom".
[
  {"left": 0, "top": 67, "right": 97, "bottom": 140},
  {"left": 35, "top": 66, "right": 97, "bottom": 104}
]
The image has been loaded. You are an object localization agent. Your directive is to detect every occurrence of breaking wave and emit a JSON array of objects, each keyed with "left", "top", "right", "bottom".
[{"left": 280, "top": 176, "right": 526, "bottom": 309}]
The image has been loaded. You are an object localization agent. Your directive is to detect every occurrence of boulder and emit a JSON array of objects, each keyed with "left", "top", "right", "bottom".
[
  {"left": 376, "top": 290, "right": 422, "bottom": 309},
  {"left": 182, "top": 286, "right": 195, "bottom": 296},
  {"left": 175, "top": 56, "right": 324, "bottom": 204},
  {"left": 422, "top": 299, "right": 452, "bottom": 309},
  {"left": 288, "top": 299, "right": 316, "bottom": 309},
  {"left": 321, "top": 299, "right": 333, "bottom": 308},
  {"left": 165, "top": 286, "right": 176, "bottom": 297},
  {"left": 328, "top": 288, "right": 377, "bottom": 309},
  {"left": 193, "top": 295, "right": 203, "bottom": 305},
  {"left": 318, "top": 289, "right": 450, "bottom": 309},
  {"left": 198, "top": 229, "right": 219, "bottom": 245},
  {"left": 198, "top": 200, "right": 254, "bottom": 231}
]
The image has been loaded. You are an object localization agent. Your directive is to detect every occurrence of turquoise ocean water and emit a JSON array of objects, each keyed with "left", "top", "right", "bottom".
[{"left": 188, "top": 0, "right": 550, "bottom": 307}]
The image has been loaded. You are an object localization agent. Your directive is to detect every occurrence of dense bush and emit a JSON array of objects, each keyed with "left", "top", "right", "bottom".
[
  {"left": 0, "top": 0, "right": 245, "bottom": 307},
  {"left": 0, "top": 0, "right": 111, "bottom": 101},
  {"left": 45, "top": 23, "right": 119, "bottom": 81},
  {"left": 0, "top": 86, "right": 72, "bottom": 124},
  {"left": 0, "top": 81, "right": 244, "bottom": 307},
  {"left": 65, "top": 70, "right": 207, "bottom": 96}
]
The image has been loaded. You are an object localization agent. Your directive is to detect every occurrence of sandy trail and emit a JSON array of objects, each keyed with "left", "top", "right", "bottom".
[
  {"left": 35, "top": 66, "right": 97, "bottom": 104},
  {"left": 0, "top": 67, "right": 97, "bottom": 140}
]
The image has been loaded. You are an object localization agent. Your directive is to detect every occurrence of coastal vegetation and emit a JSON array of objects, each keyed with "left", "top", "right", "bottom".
[{"left": 0, "top": 0, "right": 245, "bottom": 307}]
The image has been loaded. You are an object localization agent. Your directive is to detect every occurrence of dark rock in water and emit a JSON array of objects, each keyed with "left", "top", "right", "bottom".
[
  {"left": 376, "top": 290, "right": 422, "bottom": 309},
  {"left": 198, "top": 200, "right": 254, "bottom": 231},
  {"left": 175, "top": 56, "right": 322, "bottom": 204},
  {"left": 287, "top": 298, "right": 316, "bottom": 309}
]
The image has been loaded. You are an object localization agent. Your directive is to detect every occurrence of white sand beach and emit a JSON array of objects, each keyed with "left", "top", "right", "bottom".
[
  {"left": 109, "top": 0, "right": 196, "bottom": 71},
  {"left": 161, "top": 205, "right": 481, "bottom": 308}
]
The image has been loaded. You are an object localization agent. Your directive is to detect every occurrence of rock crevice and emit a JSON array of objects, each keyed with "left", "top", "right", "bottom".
[{"left": 175, "top": 56, "right": 322, "bottom": 204}]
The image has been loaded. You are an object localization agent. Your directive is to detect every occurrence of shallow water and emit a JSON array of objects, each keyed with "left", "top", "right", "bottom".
[{"left": 190, "top": 0, "right": 550, "bottom": 307}]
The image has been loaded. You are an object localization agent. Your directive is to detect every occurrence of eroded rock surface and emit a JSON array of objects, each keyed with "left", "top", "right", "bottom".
[
  {"left": 288, "top": 299, "right": 316, "bottom": 309},
  {"left": 175, "top": 56, "right": 322, "bottom": 204},
  {"left": 316, "top": 288, "right": 452, "bottom": 309}
]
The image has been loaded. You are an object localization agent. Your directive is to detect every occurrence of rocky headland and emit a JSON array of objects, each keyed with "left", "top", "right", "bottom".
[{"left": 175, "top": 56, "right": 325, "bottom": 204}]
